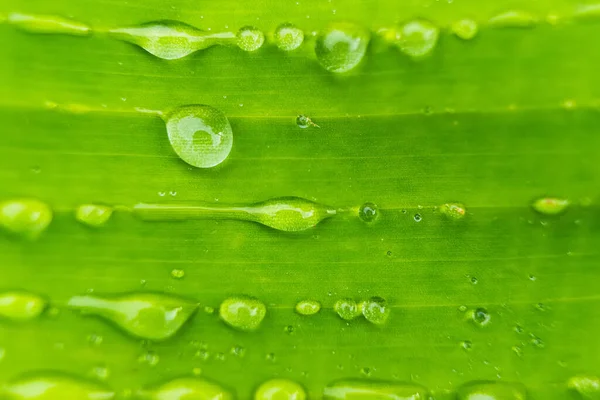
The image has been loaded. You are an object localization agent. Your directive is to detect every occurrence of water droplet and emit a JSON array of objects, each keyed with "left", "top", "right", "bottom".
[
  {"left": 110, "top": 20, "right": 235, "bottom": 60},
  {"left": 334, "top": 298, "right": 360, "bottom": 321},
  {"left": 8, "top": 13, "right": 91, "bottom": 36},
  {"left": 568, "top": 375, "right": 600, "bottom": 399},
  {"left": 75, "top": 204, "right": 113, "bottom": 228},
  {"left": 358, "top": 202, "right": 379, "bottom": 223},
  {"left": 195, "top": 349, "right": 210, "bottom": 361},
  {"left": 0, "top": 291, "right": 47, "bottom": 321},
  {"left": 170, "top": 268, "right": 185, "bottom": 279},
  {"left": 512, "top": 346, "right": 523, "bottom": 357},
  {"left": 158, "top": 191, "right": 166, "bottom": 197},
  {"left": 532, "top": 197, "right": 569, "bottom": 215},
  {"left": 140, "top": 377, "right": 233, "bottom": 400},
  {"left": 456, "top": 380, "right": 527, "bottom": 400},
  {"left": 439, "top": 203, "right": 466, "bottom": 220},
  {"left": 90, "top": 365, "right": 110, "bottom": 380},
  {"left": 514, "top": 325, "right": 524, "bottom": 334},
  {"left": 284, "top": 325, "right": 295, "bottom": 334},
  {"left": 451, "top": 19, "right": 478, "bottom": 40},
  {"left": 413, "top": 213, "right": 422, "bottom": 222},
  {"left": 219, "top": 296, "right": 266, "bottom": 331},
  {"left": 531, "top": 336, "right": 545, "bottom": 348},
  {"left": 230, "top": 345, "right": 246, "bottom": 357},
  {"left": 395, "top": 20, "right": 439, "bottom": 59},
  {"left": 164, "top": 104, "right": 233, "bottom": 169},
  {"left": 237, "top": 26, "right": 265, "bottom": 51},
  {"left": 361, "top": 296, "right": 390, "bottom": 325},
  {"left": 296, "top": 114, "right": 319, "bottom": 128},
  {"left": 469, "top": 307, "right": 491, "bottom": 327},
  {"left": 266, "top": 352, "right": 276, "bottom": 362},
  {"left": 0, "top": 199, "right": 53, "bottom": 239},
  {"left": 274, "top": 23, "right": 304, "bottom": 51},
  {"left": 215, "top": 352, "right": 225, "bottom": 361},
  {"left": 461, "top": 340, "right": 472, "bottom": 351},
  {"left": 87, "top": 333, "right": 103, "bottom": 346},
  {"left": 203, "top": 305, "right": 215, "bottom": 314},
  {"left": 295, "top": 299, "right": 321, "bottom": 315},
  {"left": 169, "top": 191, "right": 177, "bottom": 197},
  {"left": 458, "top": 305, "right": 468, "bottom": 312},
  {"left": 488, "top": 10, "right": 538, "bottom": 28},
  {"left": 255, "top": 379, "right": 306, "bottom": 400},
  {"left": 529, "top": 274, "right": 537, "bottom": 281},
  {"left": 315, "top": 22, "right": 370, "bottom": 73},
  {"left": 3, "top": 372, "right": 114, "bottom": 400},
  {"left": 471, "top": 277, "right": 478, "bottom": 285},
  {"left": 324, "top": 380, "right": 429, "bottom": 399},
  {"left": 535, "top": 302, "right": 546, "bottom": 312},
  {"left": 138, "top": 350, "right": 160, "bottom": 366},
  {"left": 67, "top": 292, "right": 198, "bottom": 340}
]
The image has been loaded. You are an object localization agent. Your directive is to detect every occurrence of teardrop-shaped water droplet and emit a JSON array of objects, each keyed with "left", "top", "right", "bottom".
[
  {"left": 334, "top": 298, "right": 360, "bottom": 321},
  {"left": 0, "top": 291, "right": 47, "bottom": 321},
  {"left": 274, "top": 23, "right": 304, "bottom": 51},
  {"left": 255, "top": 379, "right": 306, "bottom": 400},
  {"left": 358, "top": 202, "right": 379, "bottom": 223},
  {"left": 395, "top": 20, "right": 439, "bottom": 59},
  {"left": 457, "top": 380, "right": 527, "bottom": 400},
  {"left": 323, "top": 380, "right": 429, "bottom": 399},
  {"left": 568, "top": 375, "right": 600, "bottom": 399},
  {"left": 4, "top": 372, "right": 115, "bottom": 400},
  {"left": 0, "top": 199, "right": 53, "bottom": 239},
  {"left": 295, "top": 299, "right": 321, "bottom": 315},
  {"left": 439, "top": 203, "right": 466, "bottom": 220},
  {"left": 237, "top": 26, "right": 265, "bottom": 51},
  {"left": 67, "top": 292, "right": 197, "bottom": 340},
  {"left": 75, "top": 204, "right": 113, "bottom": 228},
  {"left": 8, "top": 13, "right": 91, "bottom": 36},
  {"left": 315, "top": 22, "right": 370, "bottom": 73},
  {"left": 451, "top": 19, "right": 478, "bottom": 40},
  {"left": 488, "top": 10, "right": 538, "bottom": 28},
  {"left": 532, "top": 197, "right": 569, "bottom": 215},
  {"left": 361, "top": 296, "right": 390, "bottom": 325},
  {"left": 219, "top": 296, "right": 266, "bottom": 332},
  {"left": 110, "top": 20, "right": 235, "bottom": 60},
  {"left": 165, "top": 104, "right": 233, "bottom": 168},
  {"left": 137, "top": 377, "right": 233, "bottom": 400}
]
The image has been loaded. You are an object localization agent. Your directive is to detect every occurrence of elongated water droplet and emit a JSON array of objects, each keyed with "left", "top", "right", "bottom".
[
  {"left": 296, "top": 115, "right": 319, "bottom": 128},
  {"left": 75, "top": 204, "right": 113, "bottom": 228},
  {"left": 361, "top": 296, "right": 390, "bottom": 325},
  {"left": 165, "top": 104, "right": 233, "bottom": 168},
  {"left": 0, "top": 199, "right": 53, "bottom": 239},
  {"left": 4, "top": 372, "right": 114, "bottom": 400},
  {"left": 137, "top": 377, "right": 233, "bottom": 400},
  {"left": 0, "top": 291, "right": 47, "bottom": 321},
  {"left": 439, "top": 203, "right": 466, "bottom": 220},
  {"left": 110, "top": 20, "right": 235, "bottom": 60},
  {"left": 67, "top": 292, "right": 197, "bottom": 340},
  {"left": 334, "top": 298, "right": 360, "bottom": 321},
  {"left": 219, "top": 296, "right": 266, "bottom": 331},
  {"left": 568, "top": 375, "right": 600, "bottom": 399},
  {"left": 457, "top": 381, "right": 527, "bottom": 400},
  {"left": 274, "top": 23, "right": 304, "bottom": 51},
  {"left": 324, "top": 380, "right": 429, "bottom": 399},
  {"left": 237, "top": 26, "right": 265, "bottom": 51},
  {"left": 532, "top": 197, "right": 569, "bottom": 215},
  {"left": 358, "top": 202, "right": 379, "bottom": 223},
  {"left": 295, "top": 300, "right": 321, "bottom": 315},
  {"left": 255, "top": 379, "right": 306, "bottom": 400},
  {"left": 315, "top": 22, "right": 370, "bottom": 73},
  {"left": 8, "top": 13, "right": 91, "bottom": 36},
  {"left": 452, "top": 19, "right": 478, "bottom": 40},
  {"left": 394, "top": 20, "right": 439, "bottom": 59},
  {"left": 488, "top": 11, "right": 538, "bottom": 28},
  {"left": 133, "top": 197, "right": 337, "bottom": 232}
]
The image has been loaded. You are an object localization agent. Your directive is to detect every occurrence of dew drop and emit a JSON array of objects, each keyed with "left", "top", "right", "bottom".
[
  {"left": 87, "top": 333, "right": 104, "bottom": 346},
  {"left": 0, "top": 291, "right": 47, "bottom": 321},
  {"left": 471, "top": 277, "right": 478, "bottom": 285},
  {"left": 138, "top": 350, "right": 160, "bottom": 366},
  {"left": 512, "top": 346, "right": 523, "bottom": 357},
  {"left": 456, "top": 380, "right": 527, "bottom": 400},
  {"left": 488, "top": 10, "right": 538, "bottom": 28},
  {"left": 204, "top": 305, "right": 215, "bottom": 314},
  {"left": 295, "top": 299, "right": 321, "bottom": 315},
  {"left": 284, "top": 325, "right": 295, "bottom": 334},
  {"left": 439, "top": 203, "right": 466, "bottom": 220},
  {"left": 158, "top": 191, "right": 166, "bottom": 197},
  {"left": 8, "top": 13, "right": 91, "bottom": 36},
  {"left": 395, "top": 20, "right": 439, "bottom": 59},
  {"left": 532, "top": 197, "right": 569, "bottom": 215},
  {"left": 171, "top": 268, "right": 185, "bottom": 279},
  {"left": 361, "top": 296, "right": 390, "bottom": 325},
  {"left": 237, "top": 26, "right": 265, "bottom": 51},
  {"left": 141, "top": 377, "right": 233, "bottom": 400},
  {"left": 75, "top": 204, "right": 113, "bottom": 228},
  {"left": 3, "top": 372, "right": 115, "bottom": 400},
  {"left": 296, "top": 114, "right": 319, "bottom": 128},
  {"left": 323, "top": 380, "right": 429, "bottom": 399},
  {"left": 451, "top": 19, "right": 478, "bottom": 40},
  {"left": 255, "top": 379, "right": 307, "bottom": 400},
  {"left": 90, "top": 365, "right": 110, "bottom": 380},
  {"left": 274, "top": 23, "right": 304, "bottom": 51},
  {"left": 334, "top": 298, "right": 360, "bottom": 321},
  {"left": 0, "top": 199, "right": 53, "bottom": 239},
  {"left": 266, "top": 352, "right": 277, "bottom": 362},
  {"left": 358, "top": 202, "right": 379, "bottom": 223},
  {"left": 531, "top": 336, "right": 545, "bottom": 348},
  {"left": 165, "top": 104, "right": 233, "bottom": 169},
  {"left": 219, "top": 296, "right": 266, "bottom": 331},
  {"left": 469, "top": 307, "right": 491, "bottom": 327},
  {"left": 230, "top": 345, "right": 246, "bottom": 357},
  {"left": 461, "top": 340, "right": 472, "bottom": 351},
  {"left": 315, "top": 22, "right": 370, "bottom": 73},
  {"left": 568, "top": 375, "right": 600, "bottom": 399},
  {"left": 67, "top": 292, "right": 198, "bottom": 340},
  {"left": 413, "top": 213, "right": 422, "bottom": 222}
]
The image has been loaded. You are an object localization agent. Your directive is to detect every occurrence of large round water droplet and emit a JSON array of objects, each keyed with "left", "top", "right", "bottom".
[
  {"left": 219, "top": 296, "right": 266, "bottom": 331},
  {"left": 165, "top": 105, "right": 233, "bottom": 169},
  {"left": 358, "top": 202, "right": 379, "bottom": 223},
  {"left": 75, "top": 204, "right": 113, "bottom": 228},
  {"left": 396, "top": 20, "right": 439, "bottom": 58},
  {"left": 275, "top": 23, "right": 304, "bottom": 51},
  {"left": 0, "top": 199, "right": 52, "bottom": 239},
  {"left": 361, "top": 296, "right": 390, "bottom": 325},
  {"left": 295, "top": 300, "right": 321, "bottom": 316},
  {"left": 334, "top": 298, "right": 360, "bottom": 321},
  {"left": 237, "top": 26, "right": 265, "bottom": 51},
  {"left": 0, "top": 291, "right": 47, "bottom": 321},
  {"left": 255, "top": 379, "right": 307, "bottom": 400},
  {"left": 315, "top": 22, "right": 370, "bottom": 73}
]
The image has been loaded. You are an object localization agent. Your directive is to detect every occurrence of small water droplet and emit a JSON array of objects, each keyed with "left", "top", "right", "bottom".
[
  {"left": 532, "top": 197, "right": 569, "bottom": 215},
  {"left": 0, "top": 199, "right": 53, "bottom": 239},
  {"left": 531, "top": 336, "right": 545, "bottom": 348},
  {"left": 171, "top": 268, "right": 185, "bottom": 279},
  {"left": 158, "top": 191, "right": 166, "bottom": 197},
  {"left": 169, "top": 191, "right": 177, "bottom": 197},
  {"left": 439, "top": 203, "right": 466, "bottom": 220},
  {"left": 514, "top": 324, "right": 524, "bottom": 334},
  {"left": 90, "top": 365, "right": 110, "bottom": 380},
  {"left": 451, "top": 19, "right": 478, "bottom": 40},
  {"left": 295, "top": 299, "right": 321, "bottom": 315},
  {"left": 230, "top": 345, "right": 246, "bottom": 357},
  {"left": 219, "top": 296, "right": 266, "bottom": 331},
  {"left": 315, "top": 22, "right": 370, "bottom": 73},
  {"left": 274, "top": 23, "right": 304, "bottom": 51},
  {"left": 334, "top": 298, "right": 360, "bottom": 321},
  {"left": 535, "top": 302, "right": 547, "bottom": 312},
  {"left": 413, "top": 213, "right": 422, "bottom": 222},
  {"left": 0, "top": 291, "right": 47, "bottom": 321},
  {"left": 138, "top": 350, "right": 160, "bottom": 366},
  {"left": 512, "top": 346, "right": 523, "bottom": 357},
  {"left": 255, "top": 379, "right": 306, "bottom": 400},
  {"left": 204, "top": 305, "right": 215, "bottom": 314},
  {"left": 461, "top": 340, "right": 472, "bottom": 351},
  {"left": 361, "top": 296, "right": 390, "bottom": 325},
  {"left": 358, "top": 202, "right": 379, "bottom": 223},
  {"left": 75, "top": 204, "right": 113, "bottom": 228},
  {"left": 394, "top": 20, "right": 439, "bottom": 58},
  {"left": 458, "top": 305, "right": 468, "bottom": 312},
  {"left": 471, "top": 277, "right": 478, "bottom": 285},
  {"left": 266, "top": 352, "right": 276, "bottom": 362},
  {"left": 469, "top": 307, "right": 491, "bottom": 327},
  {"left": 215, "top": 352, "right": 225, "bottom": 361},
  {"left": 529, "top": 274, "right": 537, "bottom": 281},
  {"left": 237, "top": 26, "right": 265, "bottom": 51},
  {"left": 296, "top": 114, "right": 319, "bottom": 128},
  {"left": 361, "top": 367, "right": 372, "bottom": 376},
  {"left": 87, "top": 333, "right": 103, "bottom": 346},
  {"left": 195, "top": 349, "right": 210, "bottom": 361}
]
